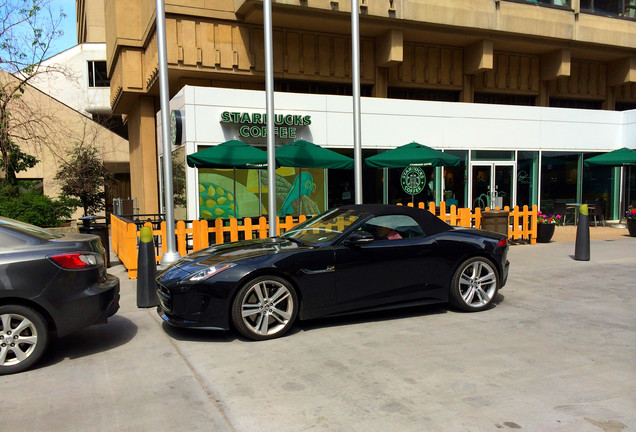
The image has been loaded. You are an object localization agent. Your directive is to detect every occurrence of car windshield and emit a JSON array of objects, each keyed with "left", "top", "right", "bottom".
[
  {"left": 0, "top": 216, "right": 63, "bottom": 240},
  {"left": 281, "top": 208, "right": 364, "bottom": 245}
]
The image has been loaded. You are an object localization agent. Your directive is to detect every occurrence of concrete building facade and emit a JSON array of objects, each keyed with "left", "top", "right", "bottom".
[{"left": 84, "top": 0, "right": 636, "bottom": 215}]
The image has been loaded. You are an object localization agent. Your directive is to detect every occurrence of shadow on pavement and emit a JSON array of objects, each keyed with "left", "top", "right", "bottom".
[
  {"left": 38, "top": 315, "right": 138, "bottom": 369},
  {"left": 161, "top": 322, "right": 235, "bottom": 343},
  {"left": 159, "top": 296, "right": 505, "bottom": 342},
  {"left": 290, "top": 303, "right": 451, "bottom": 335}
]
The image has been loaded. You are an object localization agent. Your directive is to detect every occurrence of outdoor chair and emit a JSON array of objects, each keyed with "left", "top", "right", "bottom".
[
  {"left": 588, "top": 202, "right": 605, "bottom": 227},
  {"left": 552, "top": 202, "right": 571, "bottom": 225}
]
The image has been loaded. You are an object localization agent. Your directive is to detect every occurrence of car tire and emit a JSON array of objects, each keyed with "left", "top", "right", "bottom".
[
  {"left": 0, "top": 305, "right": 49, "bottom": 375},
  {"left": 449, "top": 257, "right": 499, "bottom": 312},
  {"left": 231, "top": 276, "right": 298, "bottom": 341}
]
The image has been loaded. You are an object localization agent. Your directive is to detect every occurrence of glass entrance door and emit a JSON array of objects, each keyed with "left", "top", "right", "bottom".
[{"left": 470, "top": 163, "right": 515, "bottom": 209}]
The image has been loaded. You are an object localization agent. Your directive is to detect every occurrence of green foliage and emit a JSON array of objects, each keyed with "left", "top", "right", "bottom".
[
  {"left": 0, "top": 185, "right": 78, "bottom": 227},
  {"left": 1, "top": 0, "right": 65, "bottom": 185},
  {"left": 0, "top": 138, "right": 39, "bottom": 185},
  {"left": 55, "top": 145, "right": 114, "bottom": 216}
]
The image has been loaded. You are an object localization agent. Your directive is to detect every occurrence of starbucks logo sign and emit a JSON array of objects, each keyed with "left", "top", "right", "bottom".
[{"left": 400, "top": 166, "right": 426, "bottom": 195}]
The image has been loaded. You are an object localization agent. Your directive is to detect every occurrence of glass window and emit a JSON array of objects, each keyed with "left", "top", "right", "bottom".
[
  {"left": 474, "top": 93, "right": 536, "bottom": 106},
  {"left": 549, "top": 98, "right": 602, "bottom": 110},
  {"left": 0, "top": 217, "right": 62, "bottom": 240},
  {"left": 275, "top": 80, "right": 372, "bottom": 96},
  {"left": 517, "top": 151, "right": 539, "bottom": 208},
  {"left": 582, "top": 153, "right": 614, "bottom": 219},
  {"left": 172, "top": 147, "right": 187, "bottom": 221},
  {"left": 387, "top": 166, "right": 435, "bottom": 205},
  {"left": 87, "top": 61, "right": 109, "bottom": 87},
  {"left": 198, "top": 165, "right": 325, "bottom": 219},
  {"left": 0, "top": 230, "right": 27, "bottom": 248},
  {"left": 541, "top": 152, "right": 579, "bottom": 212},
  {"left": 357, "top": 215, "right": 425, "bottom": 241},
  {"left": 281, "top": 208, "right": 362, "bottom": 245},
  {"left": 443, "top": 150, "right": 467, "bottom": 208},
  {"left": 387, "top": 87, "right": 460, "bottom": 102},
  {"left": 471, "top": 150, "right": 515, "bottom": 162}
]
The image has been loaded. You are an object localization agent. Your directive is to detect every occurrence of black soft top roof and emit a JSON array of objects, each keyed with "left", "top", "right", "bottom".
[{"left": 338, "top": 204, "right": 452, "bottom": 235}]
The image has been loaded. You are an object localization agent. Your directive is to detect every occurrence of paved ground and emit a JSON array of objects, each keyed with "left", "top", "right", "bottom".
[
  {"left": 2, "top": 236, "right": 635, "bottom": 432},
  {"left": 550, "top": 224, "right": 631, "bottom": 243}
]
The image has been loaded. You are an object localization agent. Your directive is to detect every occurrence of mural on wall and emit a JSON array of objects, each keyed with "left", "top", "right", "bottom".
[{"left": 198, "top": 167, "right": 325, "bottom": 219}]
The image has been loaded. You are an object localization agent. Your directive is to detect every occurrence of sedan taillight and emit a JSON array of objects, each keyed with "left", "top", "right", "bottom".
[
  {"left": 49, "top": 253, "right": 102, "bottom": 269},
  {"left": 497, "top": 238, "right": 508, "bottom": 248}
]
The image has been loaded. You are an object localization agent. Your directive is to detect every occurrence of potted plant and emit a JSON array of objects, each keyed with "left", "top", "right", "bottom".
[
  {"left": 536, "top": 210, "right": 561, "bottom": 243},
  {"left": 626, "top": 206, "right": 636, "bottom": 237}
]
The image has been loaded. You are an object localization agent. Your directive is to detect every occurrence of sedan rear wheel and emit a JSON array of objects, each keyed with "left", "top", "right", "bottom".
[
  {"left": 450, "top": 257, "right": 499, "bottom": 312},
  {"left": 231, "top": 276, "right": 298, "bottom": 341},
  {"left": 0, "top": 305, "right": 49, "bottom": 375}
]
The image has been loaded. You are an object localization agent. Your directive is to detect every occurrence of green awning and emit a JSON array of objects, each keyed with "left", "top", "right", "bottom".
[
  {"left": 365, "top": 142, "right": 461, "bottom": 168},
  {"left": 275, "top": 139, "right": 353, "bottom": 169}
]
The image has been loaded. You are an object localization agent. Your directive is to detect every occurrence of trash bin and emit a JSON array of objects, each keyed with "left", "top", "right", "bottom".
[
  {"left": 481, "top": 210, "right": 509, "bottom": 236},
  {"left": 78, "top": 216, "right": 111, "bottom": 267}
]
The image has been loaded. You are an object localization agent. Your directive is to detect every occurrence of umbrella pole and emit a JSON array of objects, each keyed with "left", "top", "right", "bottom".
[
  {"left": 258, "top": 169, "right": 263, "bottom": 217},
  {"left": 620, "top": 167, "right": 625, "bottom": 222},
  {"left": 233, "top": 168, "right": 237, "bottom": 219},
  {"left": 298, "top": 167, "right": 302, "bottom": 216}
]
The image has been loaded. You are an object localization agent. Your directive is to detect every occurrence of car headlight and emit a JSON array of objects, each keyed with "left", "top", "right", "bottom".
[{"left": 187, "top": 263, "right": 236, "bottom": 282}]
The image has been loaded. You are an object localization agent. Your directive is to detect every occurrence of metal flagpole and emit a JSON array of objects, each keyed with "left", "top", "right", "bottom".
[
  {"left": 351, "top": 0, "right": 363, "bottom": 204},
  {"left": 155, "top": 0, "right": 180, "bottom": 265},
  {"left": 263, "top": 0, "right": 277, "bottom": 236}
]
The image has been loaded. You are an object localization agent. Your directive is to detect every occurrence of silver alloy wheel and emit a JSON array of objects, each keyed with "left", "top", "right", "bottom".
[
  {"left": 457, "top": 260, "right": 498, "bottom": 308},
  {"left": 240, "top": 279, "right": 294, "bottom": 336},
  {"left": 0, "top": 313, "right": 39, "bottom": 367}
]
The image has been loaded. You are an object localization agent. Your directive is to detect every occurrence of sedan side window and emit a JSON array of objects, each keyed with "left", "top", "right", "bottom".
[{"left": 357, "top": 215, "right": 425, "bottom": 241}]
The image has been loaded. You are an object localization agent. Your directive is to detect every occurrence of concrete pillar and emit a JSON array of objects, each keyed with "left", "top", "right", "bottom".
[
  {"left": 461, "top": 74, "right": 474, "bottom": 103},
  {"left": 373, "top": 67, "right": 388, "bottom": 98},
  {"left": 537, "top": 80, "right": 550, "bottom": 107},
  {"left": 603, "top": 86, "right": 616, "bottom": 111},
  {"left": 127, "top": 96, "right": 159, "bottom": 214}
]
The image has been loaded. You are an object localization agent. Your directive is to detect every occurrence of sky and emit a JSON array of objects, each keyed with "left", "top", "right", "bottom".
[{"left": 51, "top": 0, "right": 78, "bottom": 56}]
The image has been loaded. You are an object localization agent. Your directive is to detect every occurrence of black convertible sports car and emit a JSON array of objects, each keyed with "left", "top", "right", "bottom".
[{"left": 157, "top": 204, "right": 509, "bottom": 340}]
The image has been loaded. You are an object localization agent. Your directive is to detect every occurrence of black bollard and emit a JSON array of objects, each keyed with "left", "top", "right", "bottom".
[
  {"left": 574, "top": 204, "right": 590, "bottom": 261},
  {"left": 137, "top": 226, "right": 159, "bottom": 307}
]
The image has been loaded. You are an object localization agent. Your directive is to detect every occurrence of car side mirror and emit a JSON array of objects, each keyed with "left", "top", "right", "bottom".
[{"left": 344, "top": 231, "right": 374, "bottom": 246}]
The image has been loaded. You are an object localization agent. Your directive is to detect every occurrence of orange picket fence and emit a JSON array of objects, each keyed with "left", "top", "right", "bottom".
[{"left": 111, "top": 201, "right": 537, "bottom": 279}]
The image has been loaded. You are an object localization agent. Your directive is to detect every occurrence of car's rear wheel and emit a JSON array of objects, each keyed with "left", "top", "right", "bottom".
[
  {"left": 0, "top": 305, "right": 49, "bottom": 375},
  {"left": 450, "top": 257, "right": 499, "bottom": 312},
  {"left": 231, "top": 276, "right": 298, "bottom": 341}
]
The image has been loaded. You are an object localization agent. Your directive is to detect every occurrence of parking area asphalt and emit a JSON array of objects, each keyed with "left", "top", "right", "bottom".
[{"left": 2, "top": 237, "right": 635, "bottom": 432}]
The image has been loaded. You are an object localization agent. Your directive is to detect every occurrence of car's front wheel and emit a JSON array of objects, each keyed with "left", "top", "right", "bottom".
[
  {"left": 449, "top": 257, "right": 499, "bottom": 312},
  {"left": 231, "top": 276, "right": 298, "bottom": 341},
  {"left": 0, "top": 305, "right": 49, "bottom": 375}
]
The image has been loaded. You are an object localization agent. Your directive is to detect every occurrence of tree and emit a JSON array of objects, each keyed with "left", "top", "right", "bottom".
[
  {"left": 55, "top": 145, "right": 114, "bottom": 216},
  {"left": 1, "top": 0, "right": 66, "bottom": 186}
]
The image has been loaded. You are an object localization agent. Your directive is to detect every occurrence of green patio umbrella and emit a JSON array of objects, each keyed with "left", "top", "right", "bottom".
[
  {"left": 365, "top": 142, "right": 461, "bottom": 168},
  {"left": 275, "top": 140, "right": 353, "bottom": 216},
  {"left": 187, "top": 140, "right": 268, "bottom": 218},
  {"left": 584, "top": 147, "right": 636, "bottom": 167},
  {"left": 187, "top": 139, "right": 268, "bottom": 169},
  {"left": 275, "top": 139, "right": 354, "bottom": 169},
  {"left": 584, "top": 147, "right": 636, "bottom": 222},
  {"left": 365, "top": 142, "right": 461, "bottom": 204}
]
